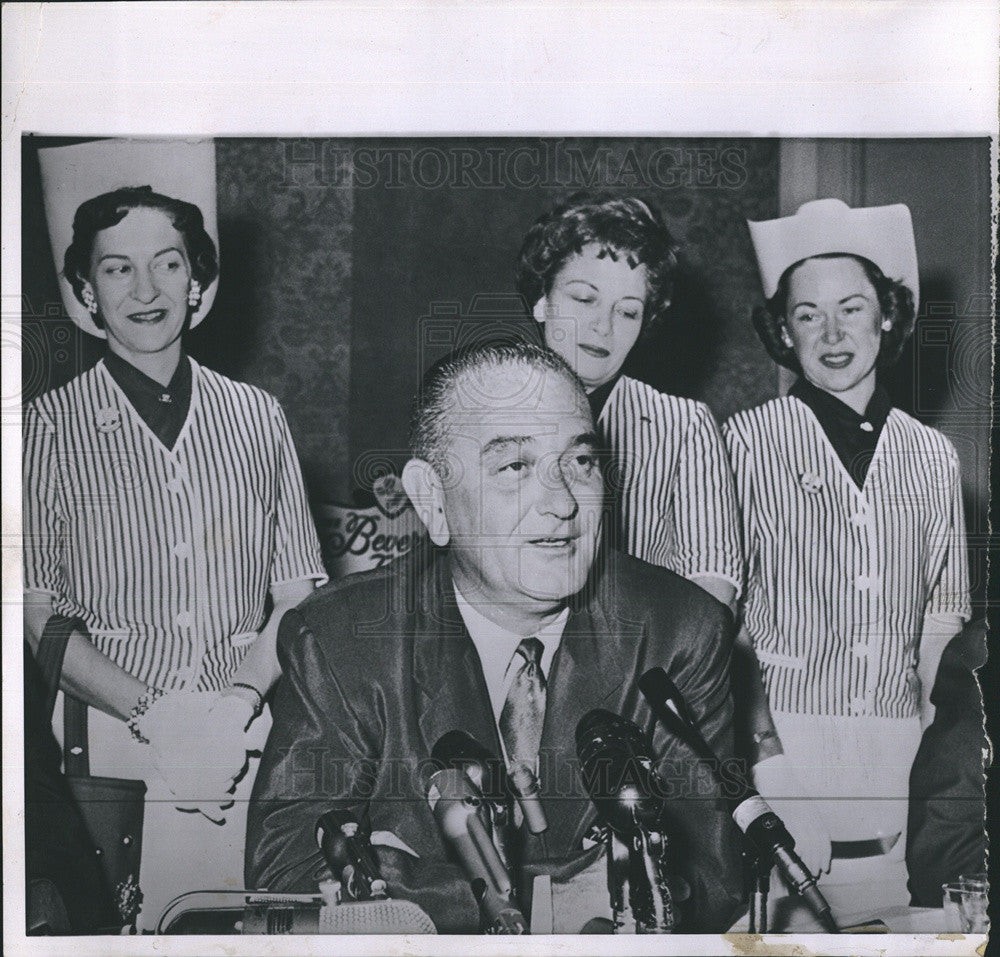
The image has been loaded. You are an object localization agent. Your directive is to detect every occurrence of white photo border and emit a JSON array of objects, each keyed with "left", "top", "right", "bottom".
[{"left": 3, "top": 2, "right": 997, "bottom": 955}]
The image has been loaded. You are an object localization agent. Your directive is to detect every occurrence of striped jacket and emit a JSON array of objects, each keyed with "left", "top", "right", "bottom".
[
  {"left": 598, "top": 375, "right": 742, "bottom": 594},
  {"left": 723, "top": 396, "right": 971, "bottom": 718},
  {"left": 23, "top": 358, "right": 327, "bottom": 691}
]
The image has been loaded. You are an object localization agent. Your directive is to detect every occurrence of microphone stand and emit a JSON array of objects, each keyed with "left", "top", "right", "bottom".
[
  {"left": 638, "top": 668, "right": 837, "bottom": 934},
  {"left": 596, "top": 816, "right": 679, "bottom": 933},
  {"left": 745, "top": 848, "right": 771, "bottom": 933},
  {"left": 576, "top": 709, "right": 684, "bottom": 933}
]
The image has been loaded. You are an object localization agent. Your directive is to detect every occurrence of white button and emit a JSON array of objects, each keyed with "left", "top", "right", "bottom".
[
  {"left": 851, "top": 697, "right": 866, "bottom": 714},
  {"left": 859, "top": 421, "right": 874, "bottom": 433},
  {"left": 172, "top": 541, "right": 191, "bottom": 560},
  {"left": 851, "top": 510, "right": 871, "bottom": 526},
  {"left": 175, "top": 611, "right": 194, "bottom": 628},
  {"left": 167, "top": 478, "right": 185, "bottom": 493},
  {"left": 855, "top": 575, "right": 871, "bottom": 591},
  {"left": 853, "top": 643, "right": 869, "bottom": 658}
]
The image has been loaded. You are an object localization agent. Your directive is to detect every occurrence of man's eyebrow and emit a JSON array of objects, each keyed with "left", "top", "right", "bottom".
[
  {"left": 480, "top": 435, "right": 535, "bottom": 457},
  {"left": 571, "top": 431, "right": 601, "bottom": 449}
]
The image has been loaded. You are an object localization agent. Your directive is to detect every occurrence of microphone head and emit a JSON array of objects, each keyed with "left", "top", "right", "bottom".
[
  {"left": 426, "top": 766, "right": 481, "bottom": 807},
  {"left": 315, "top": 807, "right": 372, "bottom": 857},
  {"left": 426, "top": 767, "right": 489, "bottom": 838},
  {"left": 316, "top": 805, "right": 368, "bottom": 832},
  {"left": 575, "top": 709, "right": 663, "bottom": 835},
  {"left": 575, "top": 708, "right": 645, "bottom": 753},
  {"left": 431, "top": 730, "right": 510, "bottom": 803},
  {"left": 432, "top": 730, "right": 491, "bottom": 765}
]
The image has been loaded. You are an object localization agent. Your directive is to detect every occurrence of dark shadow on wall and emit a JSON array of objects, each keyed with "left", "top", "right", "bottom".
[
  {"left": 622, "top": 255, "right": 724, "bottom": 399},
  {"left": 185, "top": 215, "right": 264, "bottom": 379},
  {"left": 884, "top": 270, "right": 956, "bottom": 420},
  {"left": 347, "top": 137, "right": 783, "bottom": 497}
]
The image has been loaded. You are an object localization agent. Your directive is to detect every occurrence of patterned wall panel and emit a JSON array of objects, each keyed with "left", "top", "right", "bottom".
[
  {"left": 197, "top": 139, "right": 354, "bottom": 502},
  {"left": 347, "top": 138, "right": 781, "bottom": 494}
]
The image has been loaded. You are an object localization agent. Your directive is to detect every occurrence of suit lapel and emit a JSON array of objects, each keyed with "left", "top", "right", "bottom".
[
  {"left": 410, "top": 548, "right": 642, "bottom": 853},
  {"left": 412, "top": 551, "right": 503, "bottom": 762}
]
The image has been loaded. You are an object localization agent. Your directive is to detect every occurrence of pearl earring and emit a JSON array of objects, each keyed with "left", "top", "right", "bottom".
[
  {"left": 880, "top": 319, "right": 892, "bottom": 332},
  {"left": 187, "top": 281, "right": 202, "bottom": 308},
  {"left": 82, "top": 288, "right": 98, "bottom": 315}
]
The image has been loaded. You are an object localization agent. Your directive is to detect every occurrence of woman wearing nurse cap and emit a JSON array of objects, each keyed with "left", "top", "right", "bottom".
[
  {"left": 518, "top": 193, "right": 831, "bottom": 878},
  {"left": 23, "top": 139, "right": 327, "bottom": 929},
  {"left": 723, "top": 198, "right": 971, "bottom": 925}
]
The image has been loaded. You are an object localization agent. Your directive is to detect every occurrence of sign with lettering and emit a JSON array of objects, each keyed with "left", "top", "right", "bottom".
[{"left": 314, "top": 475, "right": 427, "bottom": 578}]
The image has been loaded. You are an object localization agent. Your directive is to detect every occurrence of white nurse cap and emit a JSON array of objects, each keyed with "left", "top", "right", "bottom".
[
  {"left": 38, "top": 138, "right": 219, "bottom": 338},
  {"left": 747, "top": 198, "right": 919, "bottom": 311}
]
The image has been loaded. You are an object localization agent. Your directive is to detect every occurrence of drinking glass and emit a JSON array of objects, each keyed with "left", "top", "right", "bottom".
[{"left": 942, "top": 880, "right": 989, "bottom": 933}]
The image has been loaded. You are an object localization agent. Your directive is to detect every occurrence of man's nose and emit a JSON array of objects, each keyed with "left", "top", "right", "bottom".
[
  {"left": 537, "top": 463, "right": 579, "bottom": 521},
  {"left": 131, "top": 267, "right": 158, "bottom": 304}
]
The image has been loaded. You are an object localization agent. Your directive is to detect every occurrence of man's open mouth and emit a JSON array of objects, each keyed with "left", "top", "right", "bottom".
[{"left": 527, "top": 537, "right": 576, "bottom": 549}]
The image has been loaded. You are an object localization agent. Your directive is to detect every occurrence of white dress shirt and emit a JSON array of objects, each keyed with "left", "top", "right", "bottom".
[{"left": 453, "top": 585, "right": 568, "bottom": 723}]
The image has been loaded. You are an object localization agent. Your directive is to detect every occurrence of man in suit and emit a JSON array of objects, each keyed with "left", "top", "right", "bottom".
[
  {"left": 246, "top": 341, "right": 744, "bottom": 932},
  {"left": 906, "top": 620, "right": 988, "bottom": 906}
]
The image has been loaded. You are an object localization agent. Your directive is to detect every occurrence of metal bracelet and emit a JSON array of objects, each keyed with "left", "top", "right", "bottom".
[{"left": 127, "top": 687, "right": 165, "bottom": 744}]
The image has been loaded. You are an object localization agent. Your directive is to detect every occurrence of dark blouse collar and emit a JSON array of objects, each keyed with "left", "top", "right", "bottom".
[
  {"left": 789, "top": 376, "right": 892, "bottom": 433},
  {"left": 587, "top": 374, "right": 622, "bottom": 422},
  {"left": 102, "top": 351, "right": 192, "bottom": 449},
  {"left": 103, "top": 350, "right": 190, "bottom": 398},
  {"left": 789, "top": 376, "right": 893, "bottom": 488}
]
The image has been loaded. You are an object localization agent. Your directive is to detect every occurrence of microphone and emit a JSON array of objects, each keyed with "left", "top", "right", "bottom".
[
  {"left": 638, "top": 667, "right": 837, "bottom": 934},
  {"left": 432, "top": 728, "right": 547, "bottom": 835},
  {"left": 431, "top": 729, "right": 516, "bottom": 874},
  {"left": 575, "top": 709, "right": 682, "bottom": 933},
  {"left": 426, "top": 758, "right": 528, "bottom": 933},
  {"left": 315, "top": 807, "right": 386, "bottom": 900},
  {"left": 155, "top": 890, "right": 436, "bottom": 935},
  {"left": 431, "top": 730, "right": 511, "bottom": 811},
  {"left": 575, "top": 709, "right": 665, "bottom": 837}
]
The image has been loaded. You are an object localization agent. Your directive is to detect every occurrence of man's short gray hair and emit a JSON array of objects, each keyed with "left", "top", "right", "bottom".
[{"left": 408, "top": 340, "right": 588, "bottom": 475}]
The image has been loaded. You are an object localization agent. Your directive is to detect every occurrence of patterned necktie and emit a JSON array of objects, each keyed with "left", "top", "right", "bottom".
[{"left": 499, "top": 637, "right": 547, "bottom": 773}]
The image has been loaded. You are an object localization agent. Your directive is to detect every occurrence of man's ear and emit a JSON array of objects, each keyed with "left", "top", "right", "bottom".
[
  {"left": 532, "top": 296, "right": 547, "bottom": 324},
  {"left": 401, "top": 458, "right": 450, "bottom": 547}
]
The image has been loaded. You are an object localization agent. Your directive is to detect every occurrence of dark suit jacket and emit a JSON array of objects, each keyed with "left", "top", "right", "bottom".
[
  {"left": 246, "top": 546, "right": 745, "bottom": 932},
  {"left": 906, "top": 619, "right": 988, "bottom": 906}
]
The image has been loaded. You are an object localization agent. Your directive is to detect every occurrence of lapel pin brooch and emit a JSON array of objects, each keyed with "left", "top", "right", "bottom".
[
  {"left": 799, "top": 470, "right": 824, "bottom": 494},
  {"left": 95, "top": 407, "right": 122, "bottom": 435}
]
